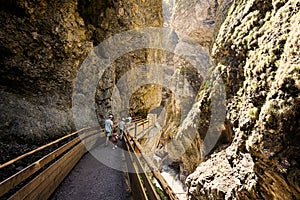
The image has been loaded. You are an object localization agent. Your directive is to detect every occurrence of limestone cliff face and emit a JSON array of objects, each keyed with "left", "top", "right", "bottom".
[
  {"left": 171, "top": 0, "right": 217, "bottom": 49},
  {"left": 0, "top": 0, "right": 93, "bottom": 148},
  {"left": 92, "top": 0, "right": 164, "bottom": 121},
  {"left": 186, "top": 0, "right": 300, "bottom": 199},
  {"left": 0, "top": 0, "right": 163, "bottom": 162},
  {"left": 1, "top": 0, "right": 299, "bottom": 198},
  {"left": 158, "top": 0, "right": 234, "bottom": 175}
]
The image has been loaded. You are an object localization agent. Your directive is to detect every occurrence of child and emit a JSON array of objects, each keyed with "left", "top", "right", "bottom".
[
  {"left": 111, "top": 129, "right": 118, "bottom": 149},
  {"left": 119, "top": 118, "right": 126, "bottom": 141}
]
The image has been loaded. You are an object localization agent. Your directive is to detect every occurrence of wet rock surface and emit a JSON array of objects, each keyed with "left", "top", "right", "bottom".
[{"left": 160, "top": 0, "right": 234, "bottom": 177}]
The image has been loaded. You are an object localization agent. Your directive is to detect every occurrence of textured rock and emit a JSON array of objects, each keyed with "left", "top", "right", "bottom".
[
  {"left": 129, "top": 85, "right": 162, "bottom": 117},
  {"left": 171, "top": 0, "right": 218, "bottom": 48},
  {"left": 0, "top": 0, "right": 93, "bottom": 148},
  {"left": 0, "top": 0, "right": 164, "bottom": 161},
  {"left": 87, "top": 0, "right": 165, "bottom": 121},
  {"left": 1, "top": 1, "right": 299, "bottom": 199},
  {"left": 160, "top": 0, "right": 234, "bottom": 176},
  {"left": 186, "top": 0, "right": 300, "bottom": 199}
]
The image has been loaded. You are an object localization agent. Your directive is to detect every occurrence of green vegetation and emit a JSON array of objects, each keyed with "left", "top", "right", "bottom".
[
  {"left": 153, "top": 182, "right": 168, "bottom": 200},
  {"left": 248, "top": 107, "right": 259, "bottom": 119}
]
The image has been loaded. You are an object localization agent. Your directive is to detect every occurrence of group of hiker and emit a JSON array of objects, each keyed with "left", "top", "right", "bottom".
[{"left": 104, "top": 114, "right": 128, "bottom": 149}]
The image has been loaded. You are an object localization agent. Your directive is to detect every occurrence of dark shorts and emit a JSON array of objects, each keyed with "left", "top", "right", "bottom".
[{"left": 105, "top": 131, "right": 112, "bottom": 137}]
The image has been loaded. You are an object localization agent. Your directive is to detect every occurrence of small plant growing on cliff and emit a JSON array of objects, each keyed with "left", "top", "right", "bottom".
[
  {"left": 153, "top": 183, "right": 168, "bottom": 200},
  {"left": 248, "top": 107, "right": 259, "bottom": 119}
]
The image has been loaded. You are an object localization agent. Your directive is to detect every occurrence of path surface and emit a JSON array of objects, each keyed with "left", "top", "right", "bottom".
[{"left": 50, "top": 141, "right": 130, "bottom": 200}]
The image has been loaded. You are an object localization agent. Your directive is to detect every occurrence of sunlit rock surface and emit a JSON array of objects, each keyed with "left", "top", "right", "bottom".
[
  {"left": 0, "top": 0, "right": 299, "bottom": 199},
  {"left": 186, "top": 0, "right": 300, "bottom": 199},
  {"left": 160, "top": 0, "right": 234, "bottom": 176}
]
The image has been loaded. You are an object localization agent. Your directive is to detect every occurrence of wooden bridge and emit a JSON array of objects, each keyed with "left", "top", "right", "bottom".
[{"left": 0, "top": 117, "right": 181, "bottom": 200}]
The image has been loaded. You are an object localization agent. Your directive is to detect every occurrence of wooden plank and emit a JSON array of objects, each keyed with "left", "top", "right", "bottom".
[
  {"left": 79, "top": 129, "right": 100, "bottom": 139},
  {"left": 82, "top": 134, "right": 100, "bottom": 151},
  {"left": 132, "top": 139, "right": 179, "bottom": 200},
  {"left": 126, "top": 119, "right": 149, "bottom": 137},
  {"left": 135, "top": 123, "right": 137, "bottom": 137},
  {"left": 24, "top": 143, "right": 86, "bottom": 200},
  {"left": 0, "top": 137, "right": 81, "bottom": 197},
  {"left": 152, "top": 170, "right": 179, "bottom": 200},
  {"left": 126, "top": 135, "right": 161, "bottom": 199},
  {"left": 131, "top": 118, "right": 143, "bottom": 123},
  {"left": 8, "top": 143, "right": 82, "bottom": 200},
  {"left": 0, "top": 129, "right": 99, "bottom": 197},
  {"left": 124, "top": 134, "right": 161, "bottom": 199},
  {"left": 133, "top": 154, "right": 161, "bottom": 200},
  {"left": 79, "top": 130, "right": 100, "bottom": 151},
  {"left": 3, "top": 120, "right": 152, "bottom": 199},
  {"left": 129, "top": 172, "right": 148, "bottom": 200},
  {"left": 135, "top": 120, "right": 149, "bottom": 137},
  {"left": 123, "top": 137, "right": 148, "bottom": 200},
  {"left": 14, "top": 143, "right": 85, "bottom": 200},
  {"left": 0, "top": 126, "right": 100, "bottom": 169},
  {"left": 139, "top": 172, "right": 161, "bottom": 200},
  {"left": 8, "top": 142, "right": 86, "bottom": 200}
]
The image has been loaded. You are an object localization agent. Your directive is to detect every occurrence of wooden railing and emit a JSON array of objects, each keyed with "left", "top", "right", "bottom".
[
  {"left": 124, "top": 119, "right": 179, "bottom": 200},
  {"left": 0, "top": 115, "right": 179, "bottom": 200},
  {"left": 123, "top": 128, "right": 161, "bottom": 200},
  {"left": 0, "top": 126, "right": 102, "bottom": 199}
]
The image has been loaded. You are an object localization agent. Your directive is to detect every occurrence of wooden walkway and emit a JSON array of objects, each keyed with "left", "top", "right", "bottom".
[
  {"left": 50, "top": 142, "right": 129, "bottom": 200},
  {"left": 0, "top": 117, "right": 180, "bottom": 200}
]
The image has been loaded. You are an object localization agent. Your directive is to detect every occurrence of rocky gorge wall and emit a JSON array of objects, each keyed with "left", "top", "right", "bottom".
[
  {"left": 0, "top": 0, "right": 164, "bottom": 162},
  {"left": 0, "top": 0, "right": 299, "bottom": 199},
  {"left": 0, "top": 0, "right": 93, "bottom": 156},
  {"left": 84, "top": 0, "right": 165, "bottom": 121},
  {"left": 157, "top": 0, "right": 234, "bottom": 176},
  {"left": 184, "top": 0, "right": 300, "bottom": 199}
]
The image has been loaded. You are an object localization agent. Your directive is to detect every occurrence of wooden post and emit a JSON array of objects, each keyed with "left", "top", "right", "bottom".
[
  {"left": 134, "top": 122, "right": 137, "bottom": 137},
  {"left": 143, "top": 121, "right": 144, "bottom": 131}
]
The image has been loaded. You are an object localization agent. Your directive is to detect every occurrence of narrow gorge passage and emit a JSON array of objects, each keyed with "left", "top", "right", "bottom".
[{"left": 0, "top": 0, "right": 299, "bottom": 200}]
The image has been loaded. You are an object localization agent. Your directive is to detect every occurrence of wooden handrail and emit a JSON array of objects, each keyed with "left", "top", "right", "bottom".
[
  {"left": 0, "top": 116, "right": 160, "bottom": 199},
  {"left": 8, "top": 142, "right": 86, "bottom": 200},
  {"left": 0, "top": 127, "right": 101, "bottom": 199},
  {"left": 125, "top": 118, "right": 179, "bottom": 200},
  {"left": 1, "top": 117, "right": 145, "bottom": 170},
  {"left": 0, "top": 126, "right": 100, "bottom": 169},
  {"left": 123, "top": 129, "right": 161, "bottom": 200},
  {"left": 131, "top": 138, "right": 179, "bottom": 200},
  {"left": 0, "top": 138, "right": 81, "bottom": 197},
  {"left": 0, "top": 118, "right": 145, "bottom": 170}
]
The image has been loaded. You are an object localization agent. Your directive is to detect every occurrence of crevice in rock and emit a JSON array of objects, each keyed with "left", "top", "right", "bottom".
[{"left": 0, "top": 0, "right": 26, "bottom": 17}]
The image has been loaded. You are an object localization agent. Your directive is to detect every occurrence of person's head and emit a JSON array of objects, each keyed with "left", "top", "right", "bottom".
[
  {"left": 109, "top": 114, "right": 113, "bottom": 119},
  {"left": 122, "top": 118, "right": 125, "bottom": 121}
]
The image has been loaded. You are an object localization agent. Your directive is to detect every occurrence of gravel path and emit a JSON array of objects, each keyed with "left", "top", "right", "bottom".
[{"left": 50, "top": 142, "right": 130, "bottom": 200}]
